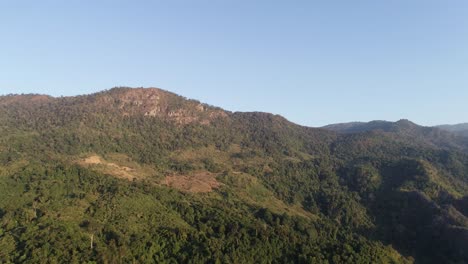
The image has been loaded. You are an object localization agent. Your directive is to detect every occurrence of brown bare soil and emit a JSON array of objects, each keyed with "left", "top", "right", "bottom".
[
  {"left": 79, "top": 155, "right": 138, "bottom": 181},
  {"left": 164, "top": 172, "right": 221, "bottom": 193},
  {"left": 79, "top": 155, "right": 220, "bottom": 193}
]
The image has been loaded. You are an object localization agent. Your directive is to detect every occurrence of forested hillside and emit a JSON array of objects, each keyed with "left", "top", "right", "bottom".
[
  {"left": 0, "top": 87, "right": 467, "bottom": 263},
  {"left": 438, "top": 123, "right": 468, "bottom": 137}
]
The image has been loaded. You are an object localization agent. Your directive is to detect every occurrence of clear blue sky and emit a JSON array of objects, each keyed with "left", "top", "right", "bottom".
[{"left": 1, "top": 0, "right": 467, "bottom": 127}]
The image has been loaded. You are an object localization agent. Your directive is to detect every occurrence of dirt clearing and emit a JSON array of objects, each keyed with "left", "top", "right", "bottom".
[{"left": 79, "top": 155, "right": 138, "bottom": 181}]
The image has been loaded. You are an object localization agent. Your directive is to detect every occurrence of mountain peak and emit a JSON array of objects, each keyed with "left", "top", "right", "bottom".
[
  {"left": 92, "top": 87, "right": 229, "bottom": 124},
  {"left": 395, "top": 119, "right": 417, "bottom": 128},
  {"left": 104, "top": 86, "right": 174, "bottom": 97},
  {"left": 0, "top": 87, "right": 229, "bottom": 126}
]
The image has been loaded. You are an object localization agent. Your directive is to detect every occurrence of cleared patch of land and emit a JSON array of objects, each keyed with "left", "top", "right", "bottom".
[
  {"left": 77, "top": 154, "right": 221, "bottom": 193},
  {"left": 78, "top": 155, "right": 145, "bottom": 180}
]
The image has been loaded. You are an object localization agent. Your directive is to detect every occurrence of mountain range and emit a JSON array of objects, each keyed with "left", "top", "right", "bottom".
[{"left": 0, "top": 87, "right": 467, "bottom": 263}]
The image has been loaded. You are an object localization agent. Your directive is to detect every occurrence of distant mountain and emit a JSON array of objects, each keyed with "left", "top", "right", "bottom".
[
  {"left": 437, "top": 123, "right": 468, "bottom": 137},
  {"left": 322, "top": 119, "right": 423, "bottom": 133},
  {"left": 0, "top": 87, "right": 467, "bottom": 263},
  {"left": 323, "top": 120, "right": 468, "bottom": 152}
]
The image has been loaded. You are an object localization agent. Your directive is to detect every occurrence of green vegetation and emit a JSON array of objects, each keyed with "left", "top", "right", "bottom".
[{"left": 0, "top": 87, "right": 467, "bottom": 263}]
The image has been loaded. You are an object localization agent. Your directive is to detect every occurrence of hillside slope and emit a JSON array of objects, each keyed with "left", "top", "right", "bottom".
[
  {"left": 438, "top": 123, "right": 468, "bottom": 137},
  {"left": 0, "top": 87, "right": 467, "bottom": 263}
]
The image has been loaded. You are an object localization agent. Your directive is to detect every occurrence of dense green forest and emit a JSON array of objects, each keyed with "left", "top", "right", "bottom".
[{"left": 0, "top": 87, "right": 467, "bottom": 263}]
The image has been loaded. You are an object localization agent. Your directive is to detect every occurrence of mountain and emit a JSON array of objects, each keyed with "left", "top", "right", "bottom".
[
  {"left": 325, "top": 121, "right": 468, "bottom": 136},
  {"left": 437, "top": 123, "right": 468, "bottom": 137},
  {"left": 0, "top": 87, "right": 467, "bottom": 263},
  {"left": 322, "top": 120, "right": 420, "bottom": 133},
  {"left": 322, "top": 119, "right": 446, "bottom": 134},
  {"left": 323, "top": 120, "right": 468, "bottom": 152}
]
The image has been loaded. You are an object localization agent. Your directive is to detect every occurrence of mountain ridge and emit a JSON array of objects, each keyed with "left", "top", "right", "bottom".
[{"left": 2, "top": 87, "right": 466, "bottom": 132}]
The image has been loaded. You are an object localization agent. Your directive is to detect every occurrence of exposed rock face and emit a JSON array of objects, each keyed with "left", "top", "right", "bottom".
[{"left": 94, "top": 87, "right": 229, "bottom": 125}]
